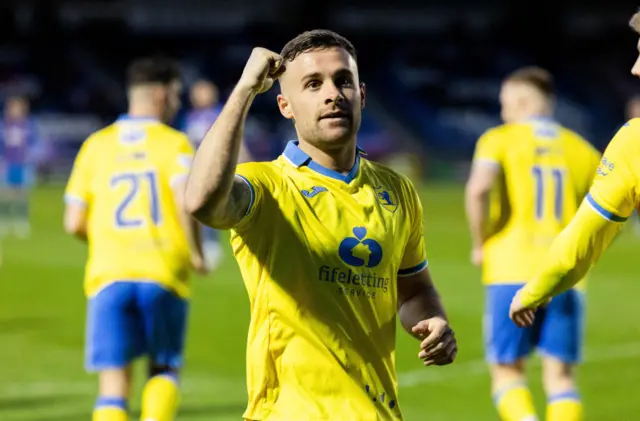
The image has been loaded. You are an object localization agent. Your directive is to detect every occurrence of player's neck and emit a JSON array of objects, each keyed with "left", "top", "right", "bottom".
[
  {"left": 298, "top": 139, "right": 357, "bottom": 174},
  {"left": 127, "top": 104, "right": 162, "bottom": 121}
]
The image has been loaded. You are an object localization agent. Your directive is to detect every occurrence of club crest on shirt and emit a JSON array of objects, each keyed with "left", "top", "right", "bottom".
[{"left": 374, "top": 186, "right": 398, "bottom": 213}]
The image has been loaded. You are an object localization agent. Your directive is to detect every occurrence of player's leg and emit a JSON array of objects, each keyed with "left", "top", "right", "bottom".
[
  {"left": 86, "top": 282, "right": 144, "bottom": 421},
  {"left": 0, "top": 168, "right": 10, "bottom": 236},
  {"left": 6, "top": 164, "right": 30, "bottom": 238},
  {"left": 538, "top": 289, "right": 585, "bottom": 421},
  {"left": 137, "top": 282, "right": 188, "bottom": 421},
  {"left": 11, "top": 186, "right": 30, "bottom": 238},
  {"left": 485, "top": 284, "right": 539, "bottom": 421}
]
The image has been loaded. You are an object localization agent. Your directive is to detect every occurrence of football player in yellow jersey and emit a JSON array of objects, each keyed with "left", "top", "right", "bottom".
[
  {"left": 465, "top": 67, "right": 601, "bottom": 421},
  {"left": 185, "top": 30, "right": 457, "bottom": 420},
  {"left": 64, "top": 57, "right": 205, "bottom": 421},
  {"left": 511, "top": 10, "right": 640, "bottom": 333}
]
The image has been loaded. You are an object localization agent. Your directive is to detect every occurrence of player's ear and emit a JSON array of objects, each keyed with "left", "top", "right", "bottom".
[
  {"left": 359, "top": 82, "right": 366, "bottom": 110},
  {"left": 277, "top": 94, "right": 294, "bottom": 120}
]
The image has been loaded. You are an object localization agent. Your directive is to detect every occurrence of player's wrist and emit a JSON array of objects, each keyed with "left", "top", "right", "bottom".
[
  {"left": 234, "top": 80, "right": 261, "bottom": 99},
  {"left": 519, "top": 287, "right": 542, "bottom": 308}
]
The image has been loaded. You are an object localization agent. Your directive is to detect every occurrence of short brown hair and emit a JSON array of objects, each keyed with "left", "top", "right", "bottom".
[
  {"left": 127, "top": 56, "right": 182, "bottom": 89},
  {"left": 280, "top": 29, "right": 357, "bottom": 63},
  {"left": 505, "top": 66, "right": 555, "bottom": 98},
  {"left": 630, "top": 12, "right": 640, "bottom": 33}
]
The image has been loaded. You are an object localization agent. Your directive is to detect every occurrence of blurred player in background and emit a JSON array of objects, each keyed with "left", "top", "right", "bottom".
[
  {"left": 510, "top": 11, "right": 640, "bottom": 338},
  {"left": 0, "top": 95, "right": 40, "bottom": 238},
  {"left": 182, "top": 79, "right": 252, "bottom": 271},
  {"left": 186, "top": 30, "right": 457, "bottom": 420},
  {"left": 64, "top": 57, "right": 205, "bottom": 421},
  {"left": 623, "top": 95, "right": 640, "bottom": 234},
  {"left": 465, "top": 67, "right": 600, "bottom": 421}
]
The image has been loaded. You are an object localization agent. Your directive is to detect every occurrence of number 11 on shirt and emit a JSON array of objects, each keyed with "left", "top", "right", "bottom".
[{"left": 532, "top": 165, "right": 565, "bottom": 221}]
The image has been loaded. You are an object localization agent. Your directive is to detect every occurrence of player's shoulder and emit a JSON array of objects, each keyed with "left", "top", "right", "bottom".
[
  {"left": 603, "top": 118, "right": 640, "bottom": 159},
  {"left": 79, "top": 123, "right": 119, "bottom": 151},
  {"left": 236, "top": 159, "right": 285, "bottom": 185},
  {"left": 149, "top": 123, "right": 191, "bottom": 145},
  {"left": 615, "top": 118, "right": 640, "bottom": 138},
  {"left": 361, "top": 158, "right": 418, "bottom": 198},
  {"left": 478, "top": 124, "right": 510, "bottom": 141}
]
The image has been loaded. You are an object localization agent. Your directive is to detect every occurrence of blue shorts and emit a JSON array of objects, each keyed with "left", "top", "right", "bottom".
[
  {"left": 484, "top": 284, "right": 584, "bottom": 364},
  {"left": 85, "top": 281, "right": 188, "bottom": 372},
  {"left": 3, "top": 164, "right": 27, "bottom": 188}
]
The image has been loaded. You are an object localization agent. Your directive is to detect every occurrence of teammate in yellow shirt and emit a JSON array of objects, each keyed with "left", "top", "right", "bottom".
[
  {"left": 465, "top": 67, "right": 601, "bottom": 421},
  {"left": 64, "top": 57, "right": 205, "bottom": 421},
  {"left": 511, "top": 11, "right": 640, "bottom": 332},
  {"left": 185, "top": 30, "right": 458, "bottom": 420}
]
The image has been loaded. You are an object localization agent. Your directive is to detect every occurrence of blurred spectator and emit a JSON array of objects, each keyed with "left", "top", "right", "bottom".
[{"left": 0, "top": 95, "right": 41, "bottom": 237}]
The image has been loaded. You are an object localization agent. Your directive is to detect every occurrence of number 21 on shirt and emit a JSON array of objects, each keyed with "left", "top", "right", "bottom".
[
  {"left": 532, "top": 165, "right": 565, "bottom": 221},
  {"left": 111, "top": 171, "right": 161, "bottom": 228}
]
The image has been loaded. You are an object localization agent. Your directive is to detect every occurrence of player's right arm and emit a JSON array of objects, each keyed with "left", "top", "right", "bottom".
[
  {"left": 168, "top": 137, "right": 206, "bottom": 274},
  {"left": 511, "top": 122, "right": 639, "bottom": 324},
  {"left": 185, "top": 48, "right": 284, "bottom": 229},
  {"left": 64, "top": 139, "right": 93, "bottom": 241}
]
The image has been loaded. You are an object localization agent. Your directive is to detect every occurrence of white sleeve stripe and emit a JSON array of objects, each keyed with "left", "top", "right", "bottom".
[
  {"left": 64, "top": 194, "right": 87, "bottom": 208},
  {"left": 473, "top": 158, "right": 501, "bottom": 168},
  {"left": 170, "top": 174, "right": 189, "bottom": 188}
]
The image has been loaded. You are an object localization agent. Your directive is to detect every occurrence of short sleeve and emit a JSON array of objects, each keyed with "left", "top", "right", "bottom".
[
  {"left": 587, "top": 122, "right": 639, "bottom": 222},
  {"left": 398, "top": 178, "right": 428, "bottom": 277},
  {"left": 64, "top": 139, "right": 93, "bottom": 208},
  {"left": 472, "top": 129, "right": 505, "bottom": 168},
  {"left": 168, "top": 135, "right": 195, "bottom": 188}
]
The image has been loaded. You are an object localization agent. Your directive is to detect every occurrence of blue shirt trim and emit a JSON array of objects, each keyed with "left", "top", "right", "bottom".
[
  {"left": 397, "top": 260, "right": 428, "bottom": 277},
  {"left": 116, "top": 114, "right": 159, "bottom": 123},
  {"left": 586, "top": 193, "right": 628, "bottom": 222},
  {"left": 282, "top": 140, "right": 364, "bottom": 184},
  {"left": 524, "top": 115, "right": 555, "bottom": 123}
]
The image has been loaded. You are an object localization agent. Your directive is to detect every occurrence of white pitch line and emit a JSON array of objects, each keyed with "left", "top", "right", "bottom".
[{"left": 398, "top": 341, "right": 640, "bottom": 388}]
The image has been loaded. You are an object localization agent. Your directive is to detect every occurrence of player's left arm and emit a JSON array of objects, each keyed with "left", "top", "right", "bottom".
[
  {"left": 465, "top": 130, "right": 503, "bottom": 265},
  {"left": 63, "top": 140, "right": 93, "bottom": 241},
  {"left": 397, "top": 178, "right": 457, "bottom": 366},
  {"left": 511, "top": 123, "right": 639, "bottom": 326}
]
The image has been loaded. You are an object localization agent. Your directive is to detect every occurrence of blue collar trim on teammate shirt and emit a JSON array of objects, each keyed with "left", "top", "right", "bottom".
[
  {"left": 524, "top": 115, "right": 555, "bottom": 123},
  {"left": 116, "top": 114, "right": 159, "bottom": 123},
  {"left": 282, "top": 140, "right": 365, "bottom": 184}
]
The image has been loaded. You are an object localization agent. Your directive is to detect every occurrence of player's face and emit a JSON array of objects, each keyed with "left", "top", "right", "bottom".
[
  {"left": 277, "top": 47, "right": 365, "bottom": 148},
  {"left": 161, "top": 79, "right": 182, "bottom": 123},
  {"left": 5, "top": 97, "right": 28, "bottom": 121},
  {"left": 190, "top": 82, "right": 218, "bottom": 109}
]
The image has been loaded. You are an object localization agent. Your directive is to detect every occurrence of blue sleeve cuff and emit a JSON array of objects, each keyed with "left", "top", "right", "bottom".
[
  {"left": 398, "top": 260, "right": 428, "bottom": 277},
  {"left": 586, "top": 193, "right": 628, "bottom": 222}
]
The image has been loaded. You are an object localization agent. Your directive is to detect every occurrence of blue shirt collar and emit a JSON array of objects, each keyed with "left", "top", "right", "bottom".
[
  {"left": 282, "top": 140, "right": 365, "bottom": 184},
  {"left": 116, "top": 114, "right": 159, "bottom": 123},
  {"left": 524, "top": 115, "right": 555, "bottom": 123}
]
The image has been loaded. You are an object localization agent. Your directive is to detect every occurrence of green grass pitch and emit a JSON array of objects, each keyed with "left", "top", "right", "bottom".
[{"left": 1, "top": 184, "right": 639, "bottom": 420}]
